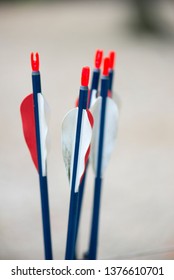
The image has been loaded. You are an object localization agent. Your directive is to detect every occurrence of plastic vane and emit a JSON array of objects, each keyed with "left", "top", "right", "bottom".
[
  {"left": 90, "top": 56, "right": 119, "bottom": 175},
  {"left": 20, "top": 93, "right": 38, "bottom": 170},
  {"left": 90, "top": 96, "right": 119, "bottom": 175},
  {"left": 20, "top": 93, "right": 49, "bottom": 176},
  {"left": 62, "top": 108, "right": 93, "bottom": 192}
]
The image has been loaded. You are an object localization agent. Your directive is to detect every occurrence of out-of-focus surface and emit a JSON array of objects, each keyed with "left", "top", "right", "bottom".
[{"left": 0, "top": 0, "right": 174, "bottom": 259}]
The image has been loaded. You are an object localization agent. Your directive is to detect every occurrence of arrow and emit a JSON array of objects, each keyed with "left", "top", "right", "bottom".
[
  {"left": 20, "top": 53, "right": 53, "bottom": 260},
  {"left": 86, "top": 56, "right": 119, "bottom": 259},
  {"left": 74, "top": 50, "right": 103, "bottom": 259},
  {"left": 61, "top": 67, "right": 93, "bottom": 260}
]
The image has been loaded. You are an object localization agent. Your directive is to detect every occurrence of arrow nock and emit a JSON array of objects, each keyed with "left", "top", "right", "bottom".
[
  {"left": 95, "top": 49, "right": 103, "bottom": 69},
  {"left": 102, "top": 57, "right": 110, "bottom": 76},
  {"left": 31, "top": 52, "right": 40, "bottom": 71},
  {"left": 81, "top": 66, "right": 90, "bottom": 87}
]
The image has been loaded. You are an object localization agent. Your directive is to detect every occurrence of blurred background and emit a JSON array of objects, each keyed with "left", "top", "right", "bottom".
[{"left": 0, "top": 0, "right": 174, "bottom": 260}]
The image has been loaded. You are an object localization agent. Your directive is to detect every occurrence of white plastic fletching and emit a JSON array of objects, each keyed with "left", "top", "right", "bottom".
[
  {"left": 61, "top": 108, "right": 78, "bottom": 182},
  {"left": 73, "top": 110, "right": 93, "bottom": 192},
  {"left": 90, "top": 96, "right": 119, "bottom": 175},
  {"left": 90, "top": 97, "right": 102, "bottom": 174},
  {"left": 61, "top": 108, "right": 93, "bottom": 192},
  {"left": 90, "top": 89, "right": 98, "bottom": 107},
  {"left": 38, "top": 93, "right": 50, "bottom": 176}
]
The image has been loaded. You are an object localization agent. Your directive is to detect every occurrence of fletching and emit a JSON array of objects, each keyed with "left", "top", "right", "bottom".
[
  {"left": 89, "top": 89, "right": 98, "bottom": 107},
  {"left": 20, "top": 93, "right": 49, "bottom": 176},
  {"left": 37, "top": 93, "right": 50, "bottom": 176},
  {"left": 20, "top": 94, "right": 38, "bottom": 171},
  {"left": 90, "top": 96, "right": 119, "bottom": 175},
  {"left": 61, "top": 108, "right": 93, "bottom": 192}
]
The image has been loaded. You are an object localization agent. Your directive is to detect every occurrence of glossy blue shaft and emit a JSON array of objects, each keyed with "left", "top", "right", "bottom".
[
  {"left": 74, "top": 69, "right": 100, "bottom": 259},
  {"left": 65, "top": 86, "right": 88, "bottom": 260},
  {"left": 32, "top": 72, "right": 53, "bottom": 260},
  {"left": 88, "top": 75, "right": 109, "bottom": 260},
  {"left": 109, "top": 69, "right": 114, "bottom": 96}
]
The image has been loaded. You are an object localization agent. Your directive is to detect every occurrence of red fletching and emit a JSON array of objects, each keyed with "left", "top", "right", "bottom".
[
  {"left": 31, "top": 52, "right": 40, "bottom": 71},
  {"left": 107, "top": 90, "right": 112, "bottom": 98},
  {"left": 20, "top": 94, "right": 38, "bottom": 171},
  {"left": 109, "top": 51, "right": 115, "bottom": 69},
  {"left": 95, "top": 49, "right": 103, "bottom": 69},
  {"left": 102, "top": 57, "right": 110, "bottom": 76},
  {"left": 75, "top": 97, "right": 79, "bottom": 107},
  {"left": 79, "top": 109, "right": 94, "bottom": 184},
  {"left": 81, "top": 66, "right": 90, "bottom": 87},
  {"left": 86, "top": 109, "right": 94, "bottom": 128}
]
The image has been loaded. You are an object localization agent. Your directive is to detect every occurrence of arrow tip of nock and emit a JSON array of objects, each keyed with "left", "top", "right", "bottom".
[
  {"left": 95, "top": 49, "right": 103, "bottom": 69},
  {"left": 81, "top": 66, "right": 90, "bottom": 87},
  {"left": 31, "top": 52, "right": 40, "bottom": 71},
  {"left": 109, "top": 51, "right": 116, "bottom": 69},
  {"left": 102, "top": 57, "right": 110, "bottom": 76}
]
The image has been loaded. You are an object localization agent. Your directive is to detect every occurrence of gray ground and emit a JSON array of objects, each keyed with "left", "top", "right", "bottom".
[{"left": 0, "top": 0, "right": 174, "bottom": 260}]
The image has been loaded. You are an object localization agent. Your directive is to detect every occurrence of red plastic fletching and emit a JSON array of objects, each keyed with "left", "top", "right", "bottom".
[
  {"left": 31, "top": 52, "right": 40, "bottom": 71},
  {"left": 95, "top": 49, "right": 103, "bottom": 69},
  {"left": 109, "top": 51, "right": 115, "bottom": 69},
  {"left": 79, "top": 110, "right": 94, "bottom": 184},
  {"left": 20, "top": 94, "right": 38, "bottom": 172},
  {"left": 102, "top": 57, "right": 110, "bottom": 76},
  {"left": 81, "top": 66, "right": 90, "bottom": 87}
]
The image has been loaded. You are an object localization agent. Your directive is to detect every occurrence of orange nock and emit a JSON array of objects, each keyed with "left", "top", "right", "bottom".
[
  {"left": 31, "top": 52, "right": 40, "bottom": 71},
  {"left": 109, "top": 51, "right": 116, "bottom": 69},
  {"left": 95, "top": 49, "right": 103, "bottom": 69},
  {"left": 81, "top": 66, "right": 90, "bottom": 87},
  {"left": 102, "top": 57, "right": 110, "bottom": 76}
]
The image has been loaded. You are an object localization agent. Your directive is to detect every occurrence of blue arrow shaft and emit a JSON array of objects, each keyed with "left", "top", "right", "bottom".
[
  {"left": 65, "top": 86, "right": 88, "bottom": 260},
  {"left": 89, "top": 69, "right": 100, "bottom": 107},
  {"left": 74, "top": 69, "right": 100, "bottom": 259},
  {"left": 87, "top": 76, "right": 109, "bottom": 260},
  {"left": 109, "top": 69, "right": 114, "bottom": 96},
  {"left": 32, "top": 72, "right": 53, "bottom": 260}
]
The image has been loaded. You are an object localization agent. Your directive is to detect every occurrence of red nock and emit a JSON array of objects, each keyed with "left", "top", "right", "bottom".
[
  {"left": 95, "top": 49, "right": 103, "bottom": 69},
  {"left": 31, "top": 52, "right": 40, "bottom": 71},
  {"left": 102, "top": 57, "right": 110, "bottom": 76},
  {"left": 109, "top": 51, "right": 116, "bottom": 69},
  {"left": 81, "top": 66, "right": 90, "bottom": 87}
]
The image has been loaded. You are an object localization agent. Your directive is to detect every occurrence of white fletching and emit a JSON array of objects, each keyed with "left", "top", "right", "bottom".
[
  {"left": 90, "top": 89, "right": 98, "bottom": 107},
  {"left": 37, "top": 93, "right": 50, "bottom": 176},
  {"left": 61, "top": 108, "right": 93, "bottom": 192},
  {"left": 90, "top": 96, "right": 119, "bottom": 175}
]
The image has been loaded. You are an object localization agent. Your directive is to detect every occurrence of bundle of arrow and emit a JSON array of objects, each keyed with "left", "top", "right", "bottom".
[{"left": 20, "top": 50, "right": 119, "bottom": 260}]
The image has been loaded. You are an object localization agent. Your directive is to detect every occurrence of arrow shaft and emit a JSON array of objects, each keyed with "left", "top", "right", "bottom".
[
  {"left": 32, "top": 72, "right": 53, "bottom": 260},
  {"left": 74, "top": 160, "right": 88, "bottom": 259},
  {"left": 88, "top": 176, "right": 102, "bottom": 259},
  {"left": 109, "top": 69, "right": 114, "bottom": 96},
  {"left": 88, "top": 69, "right": 100, "bottom": 107},
  {"left": 39, "top": 176, "right": 52, "bottom": 260},
  {"left": 65, "top": 87, "right": 88, "bottom": 260},
  {"left": 108, "top": 70, "right": 114, "bottom": 91},
  {"left": 74, "top": 70, "right": 100, "bottom": 259},
  {"left": 87, "top": 76, "right": 109, "bottom": 260}
]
